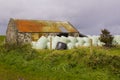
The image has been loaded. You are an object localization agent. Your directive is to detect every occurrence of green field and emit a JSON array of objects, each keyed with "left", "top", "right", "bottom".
[{"left": 0, "top": 36, "right": 120, "bottom": 80}]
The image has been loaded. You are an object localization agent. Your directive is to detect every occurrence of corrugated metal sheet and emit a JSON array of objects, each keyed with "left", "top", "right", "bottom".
[{"left": 15, "top": 19, "right": 78, "bottom": 33}]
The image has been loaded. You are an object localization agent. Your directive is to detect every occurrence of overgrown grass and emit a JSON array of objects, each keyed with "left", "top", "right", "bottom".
[
  {"left": 0, "top": 35, "right": 5, "bottom": 45},
  {"left": 0, "top": 36, "right": 120, "bottom": 80}
]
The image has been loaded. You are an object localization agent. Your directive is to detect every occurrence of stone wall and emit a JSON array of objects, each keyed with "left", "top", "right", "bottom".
[
  {"left": 6, "top": 18, "right": 32, "bottom": 45},
  {"left": 6, "top": 18, "right": 18, "bottom": 44},
  {"left": 17, "top": 32, "right": 32, "bottom": 45}
]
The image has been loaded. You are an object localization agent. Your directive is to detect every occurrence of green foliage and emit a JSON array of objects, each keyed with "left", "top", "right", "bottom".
[
  {"left": 0, "top": 36, "right": 120, "bottom": 80},
  {"left": 99, "top": 29, "right": 114, "bottom": 47},
  {"left": 0, "top": 36, "right": 5, "bottom": 45},
  {"left": 0, "top": 46, "right": 120, "bottom": 80}
]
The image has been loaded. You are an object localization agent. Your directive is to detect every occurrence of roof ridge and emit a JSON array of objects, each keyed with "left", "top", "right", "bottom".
[{"left": 14, "top": 18, "right": 69, "bottom": 23}]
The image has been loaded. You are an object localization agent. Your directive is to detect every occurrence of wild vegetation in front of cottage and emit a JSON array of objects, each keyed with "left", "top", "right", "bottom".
[{"left": 0, "top": 36, "right": 120, "bottom": 80}]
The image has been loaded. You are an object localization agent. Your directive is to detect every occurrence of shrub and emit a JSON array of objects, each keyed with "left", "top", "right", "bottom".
[{"left": 99, "top": 29, "right": 114, "bottom": 47}]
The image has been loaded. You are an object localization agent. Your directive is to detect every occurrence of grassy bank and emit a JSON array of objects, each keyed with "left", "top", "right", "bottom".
[
  {"left": 0, "top": 35, "right": 5, "bottom": 45},
  {"left": 0, "top": 36, "right": 120, "bottom": 80}
]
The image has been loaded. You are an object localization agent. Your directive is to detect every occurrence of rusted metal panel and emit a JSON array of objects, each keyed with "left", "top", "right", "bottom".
[{"left": 15, "top": 19, "right": 78, "bottom": 33}]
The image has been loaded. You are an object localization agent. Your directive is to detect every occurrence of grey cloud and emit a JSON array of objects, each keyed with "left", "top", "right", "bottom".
[{"left": 0, "top": 0, "right": 120, "bottom": 35}]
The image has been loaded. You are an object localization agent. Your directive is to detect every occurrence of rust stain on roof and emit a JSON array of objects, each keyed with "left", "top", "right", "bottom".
[{"left": 15, "top": 19, "right": 78, "bottom": 33}]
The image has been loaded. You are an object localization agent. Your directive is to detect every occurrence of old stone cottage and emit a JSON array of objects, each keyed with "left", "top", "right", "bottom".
[{"left": 6, "top": 18, "right": 83, "bottom": 45}]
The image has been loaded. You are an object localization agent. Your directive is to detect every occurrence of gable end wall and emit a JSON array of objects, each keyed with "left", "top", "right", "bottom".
[{"left": 6, "top": 18, "right": 18, "bottom": 44}]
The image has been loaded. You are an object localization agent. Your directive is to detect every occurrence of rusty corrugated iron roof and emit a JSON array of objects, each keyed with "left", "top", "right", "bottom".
[{"left": 14, "top": 19, "right": 79, "bottom": 33}]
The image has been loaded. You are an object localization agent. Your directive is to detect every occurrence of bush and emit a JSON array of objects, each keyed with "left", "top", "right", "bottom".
[
  {"left": 99, "top": 29, "right": 114, "bottom": 47},
  {"left": 0, "top": 43, "right": 120, "bottom": 79}
]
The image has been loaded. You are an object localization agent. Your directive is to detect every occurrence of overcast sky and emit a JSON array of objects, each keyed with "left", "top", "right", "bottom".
[{"left": 0, "top": 0, "right": 120, "bottom": 35}]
